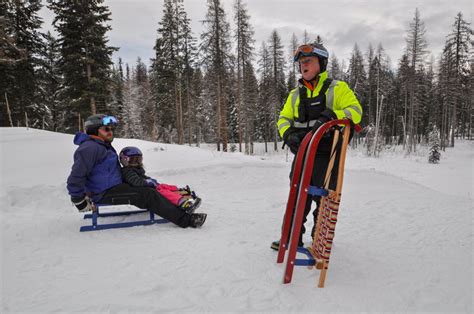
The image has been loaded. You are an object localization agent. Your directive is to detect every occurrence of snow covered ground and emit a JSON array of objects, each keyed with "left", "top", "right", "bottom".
[{"left": 1, "top": 128, "right": 472, "bottom": 313}]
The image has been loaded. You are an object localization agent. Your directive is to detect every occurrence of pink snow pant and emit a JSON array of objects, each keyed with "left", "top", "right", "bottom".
[{"left": 156, "top": 183, "right": 182, "bottom": 206}]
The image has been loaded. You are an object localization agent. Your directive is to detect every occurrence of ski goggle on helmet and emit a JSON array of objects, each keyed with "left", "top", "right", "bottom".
[
  {"left": 293, "top": 44, "right": 329, "bottom": 62},
  {"left": 84, "top": 114, "right": 119, "bottom": 134},
  {"left": 102, "top": 115, "right": 118, "bottom": 126},
  {"left": 119, "top": 146, "right": 143, "bottom": 167}
]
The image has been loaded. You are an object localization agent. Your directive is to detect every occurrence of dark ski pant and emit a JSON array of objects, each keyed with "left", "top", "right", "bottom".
[
  {"left": 99, "top": 183, "right": 192, "bottom": 228},
  {"left": 288, "top": 134, "right": 342, "bottom": 244}
]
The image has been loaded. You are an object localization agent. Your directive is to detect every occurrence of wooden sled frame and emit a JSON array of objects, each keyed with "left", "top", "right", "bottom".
[
  {"left": 277, "top": 119, "right": 358, "bottom": 287},
  {"left": 80, "top": 203, "right": 169, "bottom": 232}
]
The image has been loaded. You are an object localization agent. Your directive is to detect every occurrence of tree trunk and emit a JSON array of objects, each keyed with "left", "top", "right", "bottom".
[
  {"left": 237, "top": 79, "right": 243, "bottom": 152},
  {"left": 4, "top": 93, "right": 14, "bottom": 127},
  {"left": 86, "top": 63, "right": 96, "bottom": 114},
  {"left": 186, "top": 76, "right": 192, "bottom": 146},
  {"left": 220, "top": 75, "right": 228, "bottom": 152},
  {"left": 216, "top": 72, "right": 222, "bottom": 151},
  {"left": 450, "top": 103, "right": 456, "bottom": 147}
]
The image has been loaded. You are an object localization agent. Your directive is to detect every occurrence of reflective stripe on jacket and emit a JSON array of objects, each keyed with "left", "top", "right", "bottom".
[{"left": 277, "top": 71, "right": 362, "bottom": 138}]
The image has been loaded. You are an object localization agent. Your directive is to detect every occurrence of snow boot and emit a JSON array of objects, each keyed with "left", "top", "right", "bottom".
[
  {"left": 180, "top": 197, "right": 202, "bottom": 214},
  {"left": 190, "top": 213, "right": 207, "bottom": 228}
]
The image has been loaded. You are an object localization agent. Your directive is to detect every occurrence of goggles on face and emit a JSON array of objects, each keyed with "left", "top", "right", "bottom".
[
  {"left": 121, "top": 155, "right": 143, "bottom": 167},
  {"left": 293, "top": 44, "right": 329, "bottom": 62}
]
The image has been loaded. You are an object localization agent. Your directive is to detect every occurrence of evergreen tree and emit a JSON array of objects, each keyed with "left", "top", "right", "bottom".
[
  {"left": 0, "top": 1, "right": 27, "bottom": 66},
  {"left": 0, "top": 0, "right": 44, "bottom": 127},
  {"left": 366, "top": 43, "right": 376, "bottom": 125},
  {"left": 313, "top": 35, "right": 323, "bottom": 45},
  {"left": 428, "top": 124, "right": 441, "bottom": 163},
  {"left": 38, "top": 31, "right": 62, "bottom": 131},
  {"left": 191, "top": 68, "right": 208, "bottom": 145},
  {"left": 393, "top": 53, "right": 411, "bottom": 147},
  {"left": 328, "top": 54, "right": 342, "bottom": 80},
  {"left": 227, "top": 65, "right": 239, "bottom": 143},
  {"left": 243, "top": 60, "right": 259, "bottom": 154},
  {"left": 48, "top": 0, "right": 116, "bottom": 132},
  {"left": 109, "top": 58, "right": 125, "bottom": 136},
  {"left": 122, "top": 59, "right": 152, "bottom": 140},
  {"left": 417, "top": 57, "right": 436, "bottom": 142},
  {"left": 443, "top": 12, "right": 472, "bottom": 146},
  {"left": 122, "top": 63, "right": 133, "bottom": 137},
  {"left": 200, "top": 0, "right": 232, "bottom": 151},
  {"left": 438, "top": 43, "right": 456, "bottom": 149},
  {"left": 234, "top": 0, "right": 255, "bottom": 153},
  {"left": 195, "top": 70, "right": 216, "bottom": 144},
  {"left": 348, "top": 43, "right": 367, "bottom": 124},
  {"left": 268, "top": 29, "right": 286, "bottom": 151},
  {"left": 256, "top": 41, "right": 272, "bottom": 152},
  {"left": 150, "top": 33, "right": 174, "bottom": 141},
  {"left": 134, "top": 58, "right": 153, "bottom": 140},
  {"left": 287, "top": 33, "right": 298, "bottom": 91},
  {"left": 181, "top": 11, "right": 198, "bottom": 146},
  {"left": 405, "top": 8, "right": 428, "bottom": 153},
  {"left": 150, "top": 0, "right": 196, "bottom": 145},
  {"left": 371, "top": 44, "right": 394, "bottom": 153}
]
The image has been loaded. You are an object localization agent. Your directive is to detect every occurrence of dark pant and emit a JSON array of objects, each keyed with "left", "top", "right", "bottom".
[
  {"left": 99, "top": 183, "right": 192, "bottom": 228},
  {"left": 289, "top": 134, "right": 342, "bottom": 243}
]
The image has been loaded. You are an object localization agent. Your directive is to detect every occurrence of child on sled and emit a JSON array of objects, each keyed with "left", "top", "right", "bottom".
[{"left": 119, "top": 146, "right": 201, "bottom": 213}]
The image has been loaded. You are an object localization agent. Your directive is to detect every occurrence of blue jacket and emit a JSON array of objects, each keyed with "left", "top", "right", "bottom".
[{"left": 66, "top": 132, "right": 123, "bottom": 202}]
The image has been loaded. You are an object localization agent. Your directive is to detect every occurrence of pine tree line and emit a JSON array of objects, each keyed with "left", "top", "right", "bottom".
[
  {"left": 329, "top": 9, "right": 472, "bottom": 153},
  {"left": 1, "top": 1, "right": 472, "bottom": 155}
]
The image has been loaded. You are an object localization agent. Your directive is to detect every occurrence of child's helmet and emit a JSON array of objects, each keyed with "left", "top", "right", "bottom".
[{"left": 119, "top": 146, "right": 143, "bottom": 167}]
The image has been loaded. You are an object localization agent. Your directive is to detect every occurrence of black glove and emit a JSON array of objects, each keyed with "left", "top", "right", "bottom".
[
  {"left": 71, "top": 196, "right": 94, "bottom": 212},
  {"left": 312, "top": 109, "right": 337, "bottom": 132},
  {"left": 283, "top": 128, "right": 302, "bottom": 154}
]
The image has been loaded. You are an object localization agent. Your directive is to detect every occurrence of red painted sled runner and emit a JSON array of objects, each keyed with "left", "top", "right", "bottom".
[{"left": 277, "top": 119, "right": 361, "bottom": 287}]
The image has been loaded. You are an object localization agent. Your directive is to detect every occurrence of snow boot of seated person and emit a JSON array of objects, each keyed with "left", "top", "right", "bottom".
[
  {"left": 189, "top": 213, "right": 207, "bottom": 228},
  {"left": 179, "top": 197, "right": 202, "bottom": 214}
]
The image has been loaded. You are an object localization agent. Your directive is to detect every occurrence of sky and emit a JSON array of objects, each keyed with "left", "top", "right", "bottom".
[{"left": 38, "top": 0, "right": 472, "bottom": 71}]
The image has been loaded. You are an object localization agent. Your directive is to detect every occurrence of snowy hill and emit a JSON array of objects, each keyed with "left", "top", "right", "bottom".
[{"left": 1, "top": 128, "right": 472, "bottom": 313}]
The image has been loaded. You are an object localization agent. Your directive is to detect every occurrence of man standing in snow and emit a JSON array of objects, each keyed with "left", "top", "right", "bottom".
[
  {"left": 67, "top": 114, "right": 206, "bottom": 228},
  {"left": 272, "top": 43, "right": 362, "bottom": 250}
]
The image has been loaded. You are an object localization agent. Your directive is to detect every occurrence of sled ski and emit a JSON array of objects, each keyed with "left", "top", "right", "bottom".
[{"left": 80, "top": 204, "right": 169, "bottom": 232}]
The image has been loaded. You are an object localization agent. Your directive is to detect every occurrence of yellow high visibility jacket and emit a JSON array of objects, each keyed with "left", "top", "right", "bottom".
[{"left": 277, "top": 71, "right": 362, "bottom": 138}]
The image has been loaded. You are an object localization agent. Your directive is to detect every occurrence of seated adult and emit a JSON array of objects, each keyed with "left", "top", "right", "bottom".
[{"left": 66, "top": 114, "right": 206, "bottom": 228}]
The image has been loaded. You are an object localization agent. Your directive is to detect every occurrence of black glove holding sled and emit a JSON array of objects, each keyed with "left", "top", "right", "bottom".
[
  {"left": 283, "top": 127, "right": 302, "bottom": 154},
  {"left": 312, "top": 109, "right": 337, "bottom": 132},
  {"left": 71, "top": 196, "right": 95, "bottom": 212}
]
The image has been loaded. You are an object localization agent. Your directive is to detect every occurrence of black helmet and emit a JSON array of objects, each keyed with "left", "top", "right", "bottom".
[
  {"left": 84, "top": 114, "right": 118, "bottom": 135},
  {"left": 294, "top": 43, "right": 329, "bottom": 72}
]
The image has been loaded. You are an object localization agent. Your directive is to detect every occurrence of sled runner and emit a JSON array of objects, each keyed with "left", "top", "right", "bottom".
[
  {"left": 80, "top": 204, "right": 169, "bottom": 232},
  {"left": 277, "top": 119, "right": 361, "bottom": 287}
]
